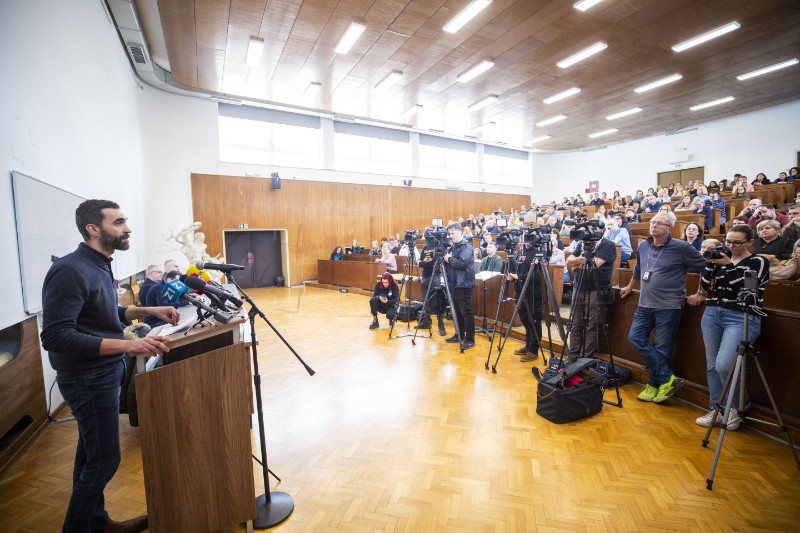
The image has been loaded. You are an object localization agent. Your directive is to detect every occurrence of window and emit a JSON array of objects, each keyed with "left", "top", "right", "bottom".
[
  {"left": 333, "top": 122, "right": 409, "bottom": 176},
  {"left": 418, "top": 134, "right": 476, "bottom": 182},
  {"left": 483, "top": 145, "right": 530, "bottom": 186},
  {"left": 217, "top": 105, "right": 321, "bottom": 168}
]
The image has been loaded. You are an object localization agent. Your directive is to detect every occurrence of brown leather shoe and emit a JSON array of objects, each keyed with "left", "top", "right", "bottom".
[{"left": 104, "top": 515, "right": 148, "bottom": 533}]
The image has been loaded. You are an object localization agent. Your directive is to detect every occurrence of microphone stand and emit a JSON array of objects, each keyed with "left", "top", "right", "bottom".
[{"left": 226, "top": 272, "right": 315, "bottom": 529}]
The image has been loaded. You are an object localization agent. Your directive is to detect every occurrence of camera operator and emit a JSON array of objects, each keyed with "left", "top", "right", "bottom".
[
  {"left": 687, "top": 224, "right": 769, "bottom": 430},
  {"left": 565, "top": 232, "right": 617, "bottom": 363},
  {"left": 507, "top": 236, "right": 544, "bottom": 362},
  {"left": 419, "top": 236, "right": 447, "bottom": 336},
  {"left": 443, "top": 222, "right": 476, "bottom": 349}
]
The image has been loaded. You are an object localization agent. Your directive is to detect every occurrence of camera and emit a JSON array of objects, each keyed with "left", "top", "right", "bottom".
[
  {"left": 703, "top": 246, "right": 732, "bottom": 260},
  {"left": 424, "top": 227, "right": 450, "bottom": 257},
  {"left": 522, "top": 225, "right": 552, "bottom": 245},
  {"left": 569, "top": 219, "right": 604, "bottom": 242},
  {"left": 404, "top": 229, "right": 421, "bottom": 243},
  {"left": 495, "top": 229, "right": 522, "bottom": 250}
]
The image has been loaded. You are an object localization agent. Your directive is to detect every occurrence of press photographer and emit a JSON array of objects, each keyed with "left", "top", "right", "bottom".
[
  {"left": 565, "top": 220, "right": 617, "bottom": 363},
  {"left": 418, "top": 230, "right": 448, "bottom": 336},
  {"left": 687, "top": 224, "right": 769, "bottom": 430},
  {"left": 443, "top": 222, "right": 476, "bottom": 349}
]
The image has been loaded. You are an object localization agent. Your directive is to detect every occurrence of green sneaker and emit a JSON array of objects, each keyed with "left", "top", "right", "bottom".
[
  {"left": 638, "top": 384, "right": 658, "bottom": 402},
  {"left": 653, "top": 374, "right": 685, "bottom": 403}
]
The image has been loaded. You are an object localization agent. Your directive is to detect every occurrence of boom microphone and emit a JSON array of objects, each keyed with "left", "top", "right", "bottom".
[
  {"left": 161, "top": 280, "right": 233, "bottom": 324},
  {"left": 182, "top": 275, "right": 243, "bottom": 308},
  {"left": 195, "top": 261, "right": 245, "bottom": 272}
]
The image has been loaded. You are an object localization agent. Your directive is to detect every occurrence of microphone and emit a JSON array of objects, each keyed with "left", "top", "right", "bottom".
[
  {"left": 195, "top": 261, "right": 245, "bottom": 272},
  {"left": 182, "top": 275, "right": 243, "bottom": 308},
  {"left": 161, "top": 280, "right": 233, "bottom": 324}
]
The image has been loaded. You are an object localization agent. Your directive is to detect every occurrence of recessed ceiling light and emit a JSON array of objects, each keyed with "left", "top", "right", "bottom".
[
  {"left": 557, "top": 42, "right": 607, "bottom": 68},
  {"left": 634, "top": 73, "right": 683, "bottom": 93},
  {"left": 689, "top": 96, "right": 735, "bottom": 111},
  {"left": 457, "top": 60, "right": 495, "bottom": 83},
  {"left": 672, "top": 22, "right": 740, "bottom": 53},
  {"left": 374, "top": 70, "right": 403, "bottom": 90},
  {"left": 472, "top": 121, "right": 496, "bottom": 134},
  {"left": 737, "top": 58, "right": 799, "bottom": 80},
  {"left": 573, "top": 0, "right": 603, "bottom": 12},
  {"left": 245, "top": 37, "right": 264, "bottom": 67},
  {"left": 400, "top": 104, "right": 423, "bottom": 119},
  {"left": 606, "top": 107, "right": 642, "bottom": 120},
  {"left": 528, "top": 135, "right": 551, "bottom": 145},
  {"left": 543, "top": 87, "right": 581, "bottom": 104},
  {"left": 335, "top": 22, "right": 366, "bottom": 54},
  {"left": 468, "top": 95, "right": 498, "bottom": 111},
  {"left": 588, "top": 128, "right": 618, "bottom": 138},
  {"left": 536, "top": 115, "right": 566, "bottom": 127},
  {"left": 304, "top": 82, "right": 322, "bottom": 98},
  {"left": 443, "top": 0, "right": 492, "bottom": 33}
]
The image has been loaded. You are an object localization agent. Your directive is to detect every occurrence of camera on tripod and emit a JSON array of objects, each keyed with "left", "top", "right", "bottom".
[
  {"left": 569, "top": 220, "right": 604, "bottom": 242},
  {"left": 522, "top": 225, "right": 552, "bottom": 245},
  {"left": 703, "top": 246, "right": 732, "bottom": 260},
  {"left": 424, "top": 227, "right": 450, "bottom": 257},
  {"left": 495, "top": 229, "right": 522, "bottom": 250},
  {"left": 404, "top": 229, "right": 421, "bottom": 244}
]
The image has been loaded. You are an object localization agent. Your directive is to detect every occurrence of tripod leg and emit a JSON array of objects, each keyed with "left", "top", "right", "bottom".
[
  {"left": 492, "top": 272, "right": 534, "bottom": 372},
  {"left": 751, "top": 357, "right": 800, "bottom": 470},
  {"left": 485, "top": 263, "right": 512, "bottom": 369},
  {"left": 706, "top": 349, "right": 745, "bottom": 490}
]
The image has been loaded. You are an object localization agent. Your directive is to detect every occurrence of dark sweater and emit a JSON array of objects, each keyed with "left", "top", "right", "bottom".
[
  {"left": 138, "top": 278, "right": 156, "bottom": 306},
  {"left": 41, "top": 243, "right": 128, "bottom": 372}
]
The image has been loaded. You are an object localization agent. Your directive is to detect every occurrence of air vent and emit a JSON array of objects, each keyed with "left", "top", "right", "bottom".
[{"left": 126, "top": 42, "right": 148, "bottom": 64}]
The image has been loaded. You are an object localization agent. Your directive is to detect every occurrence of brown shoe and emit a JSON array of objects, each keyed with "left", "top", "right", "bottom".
[
  {"left": 514, "top": 347, "right": 527, "bottom": 355},
  {"left": 104, "top": 515, "right": 148, "bottom": 533}
]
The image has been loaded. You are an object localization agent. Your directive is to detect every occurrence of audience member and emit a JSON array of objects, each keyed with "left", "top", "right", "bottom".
[
  {"left": 138, "top": 264, "right": 163, "bottom": 306},
  {"left": 692, "top": 198, "right": 714, "bottom": 233},
  {"left": 675, "top": 195, "right": 694, "bottom": 211},
  {"left": 621, "top": 212, "right": 706, "bottom": 404},
  {"left": 604, "top": 218, "right": 632, "bottom": 261},
  {"left": 751, "top": 172, "right": 770, "bottom": 186},
  {"left": 780, "top": 203, "right": 800, "bottom": 243},
  {"left": 368, "top": 272, "right": 399, "bottom": 329},
  {"left": 330, "top": 246, "right": 344, "bottom": 260},
  {"left": 750, "top": 219, "right": 792, "bottom": 261},
  {"left": 479, "top": 242, "right": 503, "bottom": 273},
  {"left": 683, "top": 222, "right": 703, "bottom": 252},
  {"left": 746, "top": 204, "right": 789, "bottom": 231},
  {"left": 347, "top": 239, "right": 364, "bottom": 255},
  {"left": 368, "top": 240, "right": 381, "bottom": 255},
  {"left": 768, "top": 239, "right": 800, "bottom": 280},
  {"left": 709, "top": 192, "right": 726, "bottom": 229},
  {"left": 730, "top": 186, "right": 750, "bottom": 200},
  {"left": 375, "top": 244, "right": 397, "bottom": 274}
]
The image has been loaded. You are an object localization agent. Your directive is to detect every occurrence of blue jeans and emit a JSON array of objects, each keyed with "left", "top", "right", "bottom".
[
  {"left": 56, "top": 359, "right": 125, "bottom": 533},
  {"left": 701, "top": 306, "right": 761, "bottom": 410},
  {"left": 628, "top": 307, "right": 683, "bottom": 386}
]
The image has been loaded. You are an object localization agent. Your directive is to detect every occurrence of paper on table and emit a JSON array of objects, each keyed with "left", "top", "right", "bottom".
[
  {"left": 156, "top": 317, "right": 195, "bottom": 336},
  {"left": 475, "top": 271, "right": 503, "bottom": 281}
]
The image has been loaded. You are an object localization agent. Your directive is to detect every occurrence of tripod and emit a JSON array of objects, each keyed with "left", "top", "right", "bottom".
[
  {"left": 555, "top": 241, "right": 622, "bottom": 408},
  {"left": 485, "top": 248, "right": 566, "bottom": 373},
  {"left": 227, "top": 273, "right": 316, "bottom": 529},
  {"left": 701, "top": 293, "right": 800, "bottom": 490},
  {"left": 413, "top": 253, "right": 463, "bottom": 351},
  {"left": 389, "top": 243, "right": 420, "bottom": 339}
]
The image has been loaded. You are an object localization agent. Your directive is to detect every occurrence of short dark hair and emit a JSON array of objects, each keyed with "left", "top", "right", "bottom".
[
  {"left": 729, "top": 224, "right": 754, "bottom": 241},
  {"left": 75, "top": 199, "right": 119, "bottom": 240}
]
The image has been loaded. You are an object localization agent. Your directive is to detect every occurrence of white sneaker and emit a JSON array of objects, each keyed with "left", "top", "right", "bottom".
[
  {"left": 725, "top": 409, "right": 743, "bottom": 431},
  {"left": 695, "top": 410, "right": 722, "bottom": 427}
]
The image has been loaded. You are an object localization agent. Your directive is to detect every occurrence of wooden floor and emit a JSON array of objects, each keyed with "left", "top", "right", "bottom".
[{"left": 1, "top": 287, "right": 798, "bottom": 532}]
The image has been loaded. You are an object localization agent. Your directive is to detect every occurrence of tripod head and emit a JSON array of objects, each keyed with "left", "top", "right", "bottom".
[{"left": 720, "top": 270, "right": 767, "bottom": 318}]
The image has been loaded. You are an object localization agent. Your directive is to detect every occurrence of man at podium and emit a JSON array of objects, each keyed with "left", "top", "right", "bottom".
[{"left": 41, "top": 199, "right": 179, "bottom": 533}]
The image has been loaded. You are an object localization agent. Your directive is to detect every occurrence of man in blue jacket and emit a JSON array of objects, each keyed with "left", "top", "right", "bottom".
[{"left": 41, "top": 199, "right": 179, "bottom": 533}]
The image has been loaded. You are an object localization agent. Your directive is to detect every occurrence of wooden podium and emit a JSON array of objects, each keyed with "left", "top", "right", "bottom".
[{"left": 134, "top": 312, "right": 256, "bottom": 532}]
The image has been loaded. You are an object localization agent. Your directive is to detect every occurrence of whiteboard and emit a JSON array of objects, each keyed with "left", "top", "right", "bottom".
[{"left": 11, "top": 172, "right": 85, "bottom": 314}]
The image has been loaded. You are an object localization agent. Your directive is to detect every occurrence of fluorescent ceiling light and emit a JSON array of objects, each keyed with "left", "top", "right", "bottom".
[
  {"left": 557, "top": 42, "right": 607, "bottom": 68},
  {"left": 536, "top": 115, "right": 566, "bottom": 127},
  {"left": 672, "top": 22, "right": 740, "bottom": 53},
  {"left": 736, "top": 58, "right": 799, "bottom": 80},
  {"left": 690, "top": 96, "right": 735, "bottom": 111},
  {"left": 528, "top": 135, "right": 551, "bottom": 145},
  {"left": 375, "top": 70, "right": 403, "bottom": 90},
  {"left": 457, "top": 60, "right": 495, "bottom": 83},
  {"left": 335, "top": 22, "right": 366, "bottom": 54},
  {"left": 468, "top": 95, "right": 498, "bottom": 111},
  {"left": 245, "top": 37, "right": 264, "bottom": 67},
  {"left": 400, "top": 104, "right": 423, "bottom": 119},
  {"left": 606, "top": 107, "right": 642, "bottom": 120},
  {"left": 543, "top": 87, "right": 581, "bottom": 104},
  {"left": 472, "top": 121, "right": 496, "bottom": 134},
  {"left": 588, "top": 128, "right": 618, "bottom": 138},
  {"left": 444, "top": 0, "right": 492, "bottom": 33},
  {"left": 574, "top": 0, "right": 603, "bottom": 11},
  {"left": 304, "top": 82, "right": 322, "bottom": 98},
  {"left": 634, "top": 73, "right": 682, "bottom": 93}
]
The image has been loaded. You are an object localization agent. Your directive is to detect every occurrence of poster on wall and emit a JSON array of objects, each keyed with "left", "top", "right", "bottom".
[{"left": 587, "top": 180, "right": 600, "bottom": 194}]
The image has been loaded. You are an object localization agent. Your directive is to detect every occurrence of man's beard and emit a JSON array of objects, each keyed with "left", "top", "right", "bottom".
[{"left": 100, "top": 228, "right": 129, "bottom": 251}]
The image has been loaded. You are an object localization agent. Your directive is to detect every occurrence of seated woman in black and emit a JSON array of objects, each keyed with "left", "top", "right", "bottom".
[
  {"left": 751, "top": 219, "right": 792, "bottom": 261},
  {"left": 330, "top": 246, "right": 344, "bottom": 260},
  {"left": 369, "top": 272, "right": 399, "bottom": 329}
]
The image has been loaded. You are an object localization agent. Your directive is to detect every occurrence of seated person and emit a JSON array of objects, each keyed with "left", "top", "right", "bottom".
[
  {"left": 709, "top": 192, "right": 726, "bottom": 229},
  {"left": 700, "top": 238, "right": 722, "bottom": 257},
  {"left": 780, "top": 203, "right": 800, "bottom": 243},
  {"left": 346, "top": 239, "right": 364, "bottom": 255},
  {"left": 138, "top": 264, "right": 164, "bottom": 306},
  {"left": 747, "top": 204, "right": 790, "bottom": 231},
  {"left": 692, "top": 198, "right": 714, "bottom": 233},
  {"left": 642, "top": 196, "right": 662, "bottom": 214},
  {"left": 603, "top": 218, "right": 632, "bottom": 262},
  {"left": 368, "top": 240, "right": 381, "bottom": 255},
  {"left": 730, "top": 185, "right": 751, "bottom": 200},
  {"left": 478, "top": 232, "right": 493, "bottom": 256},
  {"left": 479, "top": 242, "right": 503, "bottom": 272},
  {"left": 683, "top": 222, "right": 703, "bottom": 252},
  {"left": 674, "top": 195, "right": 694, "bottom": 211},
  {"left": 625, "top": 209, "right": 641, "bottom": 224},
  {"left": 769, "top": 239, "right": 800, "bottom": 281},
  {"left": 368, "top": 273, "right": 399, "bottom": 329},
  {"left": 750, "top": 219, "right": 792, "bottom": 261},
  {"left": 143, "top": 270, "right": 188, "bottom": 327},
  {"left": 399, "top": 242, "right": 420, "bottom": 261},
  {"left": 375, "top": 244, "right": 398, "bottom": 274},
  {"left": 330, "top": 246, "right": 344, "bottom": 260}
]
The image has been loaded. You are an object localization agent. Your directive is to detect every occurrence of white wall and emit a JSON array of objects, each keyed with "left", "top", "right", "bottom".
[{"left": 532, "top": 101, "right": 800, "bottom": 202}]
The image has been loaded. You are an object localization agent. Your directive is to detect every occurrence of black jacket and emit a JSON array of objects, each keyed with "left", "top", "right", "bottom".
[
  {"left": 445, "top": 238, "right": 475, "bottom": 289},
  {"left": 372, "top": 282, "right": 399, "bottom": 308}
]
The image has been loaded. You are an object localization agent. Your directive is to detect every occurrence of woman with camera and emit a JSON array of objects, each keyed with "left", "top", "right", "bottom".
[{"left": 687, "top": 224, "right": 769, "bottom": 430}]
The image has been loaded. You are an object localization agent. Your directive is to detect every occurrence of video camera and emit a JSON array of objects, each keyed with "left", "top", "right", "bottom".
[
  {"left": 424, "top": 227, "right": 450, "bottom": 257},
  {"left": 495, "top": 229, "right": 522, "bottom": 250},
  {"left": 569, "top": 219, "right": 604, "bottom": 242},
  {"left": 522, "top": 225, "right": 552, "bottom": 245},
  {"left": 404, "top": 229, "right": 421, "bottom": 244}
]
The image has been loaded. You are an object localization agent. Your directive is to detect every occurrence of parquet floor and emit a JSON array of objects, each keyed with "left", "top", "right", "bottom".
[{"left": 1, "top": 287, "right": 798, "bottom": 532}]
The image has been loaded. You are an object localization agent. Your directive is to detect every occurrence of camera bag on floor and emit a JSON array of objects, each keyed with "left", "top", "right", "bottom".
[
  {"left": 534, "top": 357, "right": 603, "bottom": 424},
  {"left": 397, "top": 302, "right": 422, "bottom": 322}
]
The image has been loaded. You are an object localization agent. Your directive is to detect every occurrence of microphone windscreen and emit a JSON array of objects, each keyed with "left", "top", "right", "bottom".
[
  {"left": 161, "top": 279, "right": 189, "bottom": 304},
  {"left": 186, "top": 264, "right": 211, "bottom": 281},
  {"left": 182, "top": 275, "right": 210, "bottom": 292}
]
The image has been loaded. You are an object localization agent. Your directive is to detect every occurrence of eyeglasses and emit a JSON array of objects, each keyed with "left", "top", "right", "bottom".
[
  {"left": 724, "top": 240, "right": 747, "bottom": 247},
  {"left": 649, "top": 221, "right": 670, "bottom": 227}
]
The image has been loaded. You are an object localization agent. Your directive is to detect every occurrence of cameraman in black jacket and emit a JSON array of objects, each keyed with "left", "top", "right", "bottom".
[
  {"left": 443, "top": 222, "right": 476, "bottom": 349},
  {"left": 418, "top": 238, "right": 447, "bottom": 336},
  {"left": 507, "top": 239, "right": 543, "bottom": 361}
]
